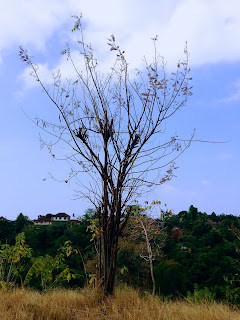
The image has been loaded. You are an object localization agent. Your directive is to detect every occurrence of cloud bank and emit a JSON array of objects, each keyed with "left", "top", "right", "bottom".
[{"left": 2, "top": 0, "right": 240, "bottom": 87}]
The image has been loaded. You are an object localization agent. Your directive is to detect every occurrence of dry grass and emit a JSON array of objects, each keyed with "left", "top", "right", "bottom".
[{"left": 0, "top": 286, "right": 239, "bottom": 320}]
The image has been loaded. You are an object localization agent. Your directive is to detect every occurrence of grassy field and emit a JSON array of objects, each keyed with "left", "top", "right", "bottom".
[{"left": 0, "top": 286, "right": 239, "bottom": 320}]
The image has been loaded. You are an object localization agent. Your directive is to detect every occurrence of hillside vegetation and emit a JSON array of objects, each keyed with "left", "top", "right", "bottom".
[{"left": 1, "top": 205, "right": 240, "bottom": 307}]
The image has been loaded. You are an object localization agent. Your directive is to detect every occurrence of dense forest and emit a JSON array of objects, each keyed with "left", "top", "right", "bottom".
[{"left": 1, "top": 205, "right": 240, "bottom": 306}]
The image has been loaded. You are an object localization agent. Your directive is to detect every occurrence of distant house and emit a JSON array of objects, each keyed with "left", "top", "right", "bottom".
[
  {"left": 34, "top": 215, "right": 52, "bottom": 226},
  {"left": 33, "top": 213, "right": 72, "bottom": 225},
  {"left": 0, "top": 216, "right": 9, "bottom": 221},
  {"left": 52, "top": 213, "right": 70, "bottom": 223},
  {"left": 70, "top": 219, "right": 81, "bottom": 224}
]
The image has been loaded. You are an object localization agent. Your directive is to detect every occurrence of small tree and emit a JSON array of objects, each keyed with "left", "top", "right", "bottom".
[
  {"left": 0, "top": 233, "right": 32, "bottom": 289},
  {"left": 20, "top": 16, "right": 193, "bottom": 295},
  {"left": 127, "top": 203, "right": 166, "bottom": 295}
]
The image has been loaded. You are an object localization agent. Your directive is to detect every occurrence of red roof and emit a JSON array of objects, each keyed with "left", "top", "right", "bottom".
[
  {"left": 35, "top": 217, "right": 52, "bottom": 223},
  {"left": 0, "top": 216, "right": 8, "bottom": 221},
  {"left": 55, "top": 213, "right": 70, "bottom": 218},
  {"left": 70, "top": 219, "right": 80, "bottom": 223}
]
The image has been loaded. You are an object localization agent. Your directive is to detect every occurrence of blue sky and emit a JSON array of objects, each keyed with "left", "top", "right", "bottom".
[{"left": 1, "top": 0, "right": 240, "bottom": 220}]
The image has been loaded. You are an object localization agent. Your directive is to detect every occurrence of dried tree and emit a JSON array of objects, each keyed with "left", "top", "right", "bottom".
[
  {"left": 127, "top": 205, "right": 166, "bottom": 295},
  {"left": 19, "top": 16, "right": 193, "bottom": 295}
]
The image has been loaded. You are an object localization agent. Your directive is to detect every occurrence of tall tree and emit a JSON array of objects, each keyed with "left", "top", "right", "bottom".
[
  {"left": 15, "top": 213, "right": 30, "bottom": 234},
  {"left": 20, "top": 16, "right": 193, "bottom": 295}
]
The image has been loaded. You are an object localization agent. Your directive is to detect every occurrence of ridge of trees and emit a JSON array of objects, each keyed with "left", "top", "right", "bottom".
[{"left": 1, "top": 205, "right": 240, "bottom": 305}]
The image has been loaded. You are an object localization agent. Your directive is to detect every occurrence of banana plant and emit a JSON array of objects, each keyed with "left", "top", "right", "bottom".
[{"left": 24, "top": 240, "right": 76, "bottom": 291}]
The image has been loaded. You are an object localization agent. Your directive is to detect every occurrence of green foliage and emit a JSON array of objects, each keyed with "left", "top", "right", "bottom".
[
  {"left": 15, "top": 213, "right": 31, "bottom": 234},
  {"left": 2, "top": 204, "right": 240, "bottom": 305},
  {"left": 154, "top": 259, "right": 189, "bottom": 296},
  {"left": 224, "top": 284, "right": 240, "bottom": 305},
  {"left": 0, "top": 220, "right": 15, "bottom": 245},
  {"left": 24, "top": 241, "right": 76, "bottom": 291},
  {"left": 0, "top": 280, "right": 7, "bottom": 291},
  {"left": 186, "top": 283, "right": 216, "bottom": 303},
  {"left": 117, "top": 239, "right": 149, "bottom": 288},
  {"left": 0, "top": 233, "right": 32, "bottom": 288},
  {"left": 80, "top": 208, "right": 97, "bottom": 222},
  {"left": 158, "top": 205, "right": 240, "bottom": 303},
  {"left": 86, "top": 218, "right": 100, "bottom": 242},
  {"left": 120, "top": 265, "right": 129, "bottom": 275},
  {"left": 23, "top": 223, "right": 91, "bottom": 257}
]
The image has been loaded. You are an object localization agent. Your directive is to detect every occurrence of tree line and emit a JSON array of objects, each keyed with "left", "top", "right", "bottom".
[{"left": 1, "top": 205, "right": 240, "bottom": 305}]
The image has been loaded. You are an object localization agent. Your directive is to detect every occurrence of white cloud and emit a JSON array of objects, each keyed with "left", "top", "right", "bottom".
[
  {"left": 19, "top": 63, "right": 51, "bottom": 90},
  {"left": 76, "top": 0, "right": 240, "bottom": 70},
  {"left": 4, "top": 0, "right": 240, "bottom": 88},
  {"left": 18, "top": 50, "right": 90, "bottom": 92},
  {"left": 217, "top": 79, "right": 240, "bottom": 104},
  {"left": 0, "top": 1, "right": 74, "bottom": 52}
]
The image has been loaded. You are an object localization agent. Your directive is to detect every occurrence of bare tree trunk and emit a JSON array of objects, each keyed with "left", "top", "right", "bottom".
[
  {"left": 102, "top": 231, "right": 118, "bottom": 295},
  {"left": 139, "top": 218, "right": 156, "bottom": 295},
  {"left": 149, "top": 255, "right": 156, "bottom": 295},
  {"left": 97, "top": 207, "right": 102, "bottom": 284},
  {"left": 101, "top": 197, "right": 122, "bottom": 295}
]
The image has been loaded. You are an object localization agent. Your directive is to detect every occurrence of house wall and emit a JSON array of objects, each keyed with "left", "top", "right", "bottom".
[
  {"left": 52, "top": 217, "right": 69, "bottom": 222},
  {"left": 34, "top": 221, "right": 52, "bottom": 225}
]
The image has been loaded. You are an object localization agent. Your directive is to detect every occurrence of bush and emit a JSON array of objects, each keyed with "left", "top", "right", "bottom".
[{"left": 186, "top": 283, "right": 216, "bottom": 303}]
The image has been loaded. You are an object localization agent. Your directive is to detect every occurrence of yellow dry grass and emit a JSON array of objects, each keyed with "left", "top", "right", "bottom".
[{"left": 0, "top": 286, "right": 239, "bottom": 320}]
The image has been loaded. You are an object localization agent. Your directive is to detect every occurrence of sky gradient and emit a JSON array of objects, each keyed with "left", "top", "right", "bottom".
[{"left": 1, "top": 0, "right": 240, "bottom": 220}]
